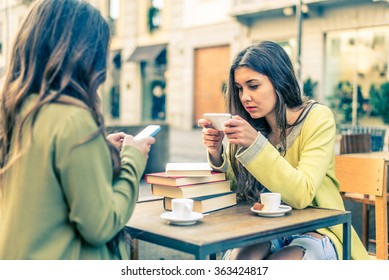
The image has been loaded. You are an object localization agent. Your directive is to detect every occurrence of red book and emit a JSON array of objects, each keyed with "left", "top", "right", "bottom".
[{"left": 145, "top": 171, "right": 226, "bottom": 187}]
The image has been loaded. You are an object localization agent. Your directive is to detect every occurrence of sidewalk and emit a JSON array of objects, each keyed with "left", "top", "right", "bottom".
[
  {"left": 139, "top": 127, "right": 206, "bottom": 200},
  {"left": 136, "top": 127, "right": 205, "bottom": 260},
  {"left": 168, "top": 127, "right": 208, "bottom": 163}
]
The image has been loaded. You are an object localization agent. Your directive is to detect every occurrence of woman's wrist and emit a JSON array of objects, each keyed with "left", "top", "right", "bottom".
[{"left": 208, "top": 146, "right": 223, "bottom": 166}]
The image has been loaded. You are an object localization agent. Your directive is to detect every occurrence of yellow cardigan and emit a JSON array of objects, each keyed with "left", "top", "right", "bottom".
[
  {"left": 210, "top": 104, "right": 369, "bottom": 260},
  {"left": 0, "top": 95, "right": 146, "bottom": 259}
]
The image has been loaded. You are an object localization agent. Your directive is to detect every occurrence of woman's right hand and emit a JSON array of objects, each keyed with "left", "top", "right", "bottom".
[
  {"left": 197, "top": 118, "right": 224, "bottom": 164},
  {"left": 122, "top": 135, "right": 156, "bottom": 160}
]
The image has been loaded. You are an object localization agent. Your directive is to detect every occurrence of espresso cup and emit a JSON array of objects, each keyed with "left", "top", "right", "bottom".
[
  {"left": 171, "top": 198, "right": 194, "bottom": 218},
  {"left": 260, "top": 192, "right": 281, "bottom": 211}
]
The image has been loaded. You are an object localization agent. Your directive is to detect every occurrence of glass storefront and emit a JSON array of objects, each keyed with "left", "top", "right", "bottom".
[
  {"left": 325, "top": 26, "right": 389, "bottom": 125},
  {"left": 141, "top": 56, "right": 167, "bottom": 121}
]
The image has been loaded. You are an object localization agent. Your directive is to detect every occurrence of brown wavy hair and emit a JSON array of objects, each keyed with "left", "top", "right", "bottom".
[
  {"left": 0, "top": 0, "right": 122, "bottom": 256},
  {"left": 226, "top": 41, "right": 307, "bottom": 202},
  {"left": 0, "top": 0, "right": 120, "bottom": 173}
]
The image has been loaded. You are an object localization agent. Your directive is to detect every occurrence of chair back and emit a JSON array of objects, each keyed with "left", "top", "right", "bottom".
[
  {"left": 340, "top": 125, "right": 386, "bottom": 152},
  {"left": 336, "top": 156, "right": 383, "bottom": 195},
  {"left": 335, "top": 155, "right": 388, "bottom": 259},
  {"left": 340, "top": 134, "right": 371, "bottom": 154}
]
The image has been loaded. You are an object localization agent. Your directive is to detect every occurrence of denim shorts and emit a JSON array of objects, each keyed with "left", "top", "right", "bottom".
[{"left": 269, "top": 233, "right": 338, "bottom": 260}]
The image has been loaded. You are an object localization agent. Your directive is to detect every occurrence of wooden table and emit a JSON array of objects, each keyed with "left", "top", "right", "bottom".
[{"left": 126, "top": 200, "right": 351, "bottom": 260}]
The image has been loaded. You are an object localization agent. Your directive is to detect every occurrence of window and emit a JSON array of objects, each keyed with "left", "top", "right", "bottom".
[
  {"left": 148, "top": 0, "right": 164, "bottom": 33},
  {"left": 325, "top": 27, "right": 389, "bottom": 124},
  {"left": 109, "top": 0, "right": 119, "bottom": 20},
  {"left": 277, "top": 39, "right": 297, "bottom": 67},
  {"left": 0, "top": 22, "right": 3, "bottom": 54},
  {"left": 108, "top": 0, "right": 119, "bottom": 36}
]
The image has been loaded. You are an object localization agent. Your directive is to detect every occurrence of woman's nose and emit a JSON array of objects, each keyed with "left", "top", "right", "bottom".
[{"left": 241, "top": 89, "right": 252, "bottom": 102}]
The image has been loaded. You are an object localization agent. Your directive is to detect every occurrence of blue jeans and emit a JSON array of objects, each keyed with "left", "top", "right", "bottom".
[{"left": 269, "top": 233, "right": 338, "bottom": 260}]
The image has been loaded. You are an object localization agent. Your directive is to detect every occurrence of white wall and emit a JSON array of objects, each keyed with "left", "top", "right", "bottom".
[
  {"left": 182, "top": 0, "right": 233, "bottom": 28},
  {"left": 0, "top": 1, "right": 30, "bottom": 78},
  {"left": 166, "top": 0, "right": 242, "bottom": 129}
]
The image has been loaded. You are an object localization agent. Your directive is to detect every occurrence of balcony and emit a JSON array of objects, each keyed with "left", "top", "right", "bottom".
[{"left": 230, "top": 0, "right": 375, "bottom": 24}]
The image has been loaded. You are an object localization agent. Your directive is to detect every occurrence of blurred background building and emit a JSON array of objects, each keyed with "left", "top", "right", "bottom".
[{"left": 1, "top": 0, "right": 389, "bottom": 130}]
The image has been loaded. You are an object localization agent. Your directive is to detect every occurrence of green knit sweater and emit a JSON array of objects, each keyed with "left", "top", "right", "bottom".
[{"left": 0, "top": 95, "right": 146, "bottom": 259}]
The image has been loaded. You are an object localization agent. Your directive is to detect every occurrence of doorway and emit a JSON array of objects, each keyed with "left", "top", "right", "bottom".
[{"left": 193, "top": 45, "right": 230, "bottom": 126}]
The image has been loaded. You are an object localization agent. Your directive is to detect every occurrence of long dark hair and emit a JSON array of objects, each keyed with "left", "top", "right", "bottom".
[
  {"left": 0, "top": 0, "right": 123, "bottom": 256},
  {"left": 226, "top": 41, "right": 306, "bottom": 202}
]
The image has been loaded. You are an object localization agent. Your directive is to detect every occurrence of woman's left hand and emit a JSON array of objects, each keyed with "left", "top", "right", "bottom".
[
  {"left": 106, "top": 132, "right": 127, "bottom": 151},
  {"left": 223, "top": 115, "right": 259, "bottom": 148}
]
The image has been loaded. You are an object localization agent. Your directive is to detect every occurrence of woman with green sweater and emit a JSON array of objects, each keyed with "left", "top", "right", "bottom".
[
  {"left": 0, "top": 0, "right": 155, "bottom": 259},
  {"left": 198, "top": 41, "right": 369, "bottom": 260}
]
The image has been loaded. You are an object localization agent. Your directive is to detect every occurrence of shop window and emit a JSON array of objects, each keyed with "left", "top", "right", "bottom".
[
  {"left": 0, "top": 22, "right": 3, "bottom": 55},
  {"left": 325, "top": 27, "right": 389, "bottom": 125},
  {"left": 108, "top": 0, "right": 119, "bottom": 36},
  {"left": 110, "top": 51, "right": 121, "bottom": 119},
  {"left": 277, "top": 39, "right": 298, "bottom": 66},
  {"left": 141, "top": 61, "right": 167, "bottom": 121},
  {"left": 148, "top": 0, "right": 164, "bottom": 33}
]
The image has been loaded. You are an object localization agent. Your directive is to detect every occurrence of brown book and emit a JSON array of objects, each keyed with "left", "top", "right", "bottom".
[
  {"left": 163, "top": 192, "right": 237, "bottom": 213},
  {"left": 145, "top": 171, "right": 226, "bottom": 186},
  {"left": 165, "top": 162, "right": 213, "bottom": 177},
  {"left": 151, "top": 180, "right": 231, "bottom": 198}
]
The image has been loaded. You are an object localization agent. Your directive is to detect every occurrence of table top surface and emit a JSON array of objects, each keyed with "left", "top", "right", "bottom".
[{"left": 126, "top": 200, "right": 350, "bottom": 246}]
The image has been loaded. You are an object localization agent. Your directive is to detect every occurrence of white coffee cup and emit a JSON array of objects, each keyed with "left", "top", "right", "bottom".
[
  {"left": 171, "top": 198, "right": 194, "bottom": 218},
  {"left": 260, "top": 192, "right": 281, "bottom": 211}
]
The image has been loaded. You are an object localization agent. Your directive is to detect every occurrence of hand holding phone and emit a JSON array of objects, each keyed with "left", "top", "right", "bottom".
[
  {"left": 203, "top": 113, "right": 232, "bottom": 130},
  {"left": 134, "top": 125, "right": 161, "bottom": 140}
]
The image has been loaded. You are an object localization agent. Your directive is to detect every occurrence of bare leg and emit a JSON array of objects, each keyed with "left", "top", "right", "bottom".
[
  {"left": 266, "top": 245, "right": 305, "bottom": 260},
  {"left": 229, "top": 241, "right": 271, "bottom": 260}
]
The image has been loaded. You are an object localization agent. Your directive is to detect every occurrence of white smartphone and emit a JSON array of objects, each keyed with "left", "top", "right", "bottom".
[
  {"left": 134, "top": 125, "right": 161, "bottom": 140},
  {"left": 203, "top": 113, "right": 232, "bottom": 130}
]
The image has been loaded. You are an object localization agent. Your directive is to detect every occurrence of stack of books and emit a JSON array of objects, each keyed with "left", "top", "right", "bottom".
[{"left": 145, "top": 162, "right": 237, "bottom": 213}]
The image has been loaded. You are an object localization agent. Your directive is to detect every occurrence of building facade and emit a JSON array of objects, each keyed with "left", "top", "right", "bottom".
[
  {"left": 0, "top": 0, "right": 31, "bottom": 80},
  {"left": 1, "top": 0, "right": 389, "bottom": 130}
]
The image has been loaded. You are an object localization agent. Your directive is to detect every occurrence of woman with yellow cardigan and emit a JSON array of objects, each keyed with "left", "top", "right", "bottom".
[{"left": 198, "top": 41, "right": 369, "bottom": 260}]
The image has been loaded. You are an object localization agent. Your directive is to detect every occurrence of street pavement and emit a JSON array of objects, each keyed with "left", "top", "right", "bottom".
[
  {"left": 138, "top": 127, "right": 207, "bottom": 201},
  {"left": 136, "top": 127, "right": 206, "bottom": 260}
]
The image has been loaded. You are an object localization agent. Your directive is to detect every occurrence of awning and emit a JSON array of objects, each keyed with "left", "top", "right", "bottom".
[{"left": 127, "top": 44, "right": 167, "bottom": 62}]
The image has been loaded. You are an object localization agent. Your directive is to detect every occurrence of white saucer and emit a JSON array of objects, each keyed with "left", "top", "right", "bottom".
[
  {"left": 250, "top": 205, "right": 292, "bottom": 217},
  {"left": 160, "top": 212, "right": 204, "bottom": 225}
]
